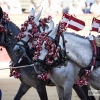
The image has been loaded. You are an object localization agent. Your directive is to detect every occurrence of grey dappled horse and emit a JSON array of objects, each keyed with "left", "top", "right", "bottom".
[{"left": 13, "top": 8, "right": 95, "bottom": 100}]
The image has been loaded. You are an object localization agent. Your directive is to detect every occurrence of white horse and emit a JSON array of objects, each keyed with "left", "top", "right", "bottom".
[
  {"left": 34, "top": 27, "right": 100, "bottom": 90},
  {"left": 33, "top": 29, "right": 100, "bottom": 91},
  {"left": 13, "top": 8, "right": 96, "bottom": 100}
]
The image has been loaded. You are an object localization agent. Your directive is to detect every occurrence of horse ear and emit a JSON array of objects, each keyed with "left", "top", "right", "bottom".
[
  {"left": 29, "top": 8, "right": 35, "bottom": 17},
  {"left": 48, "top": 25, "right": 58, "bottom": 39},
  {"left": 0, "top": 7, "right": 3, "bottom": 19},
  {"left": 34, "top": 8, "right": 43, "bottom": 25},
  {"left": 45, "top": 19, "right": 54, "bottom": 33}
]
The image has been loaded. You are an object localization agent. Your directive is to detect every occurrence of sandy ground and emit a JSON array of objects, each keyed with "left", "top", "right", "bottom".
[{"left": 0, "top": 66, "right": 99, "bottom": 100}]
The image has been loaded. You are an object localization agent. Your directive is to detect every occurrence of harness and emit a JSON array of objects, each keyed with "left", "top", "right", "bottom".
[
  {"left": 34, "top": 34, "right": 68, "bottom": 72},
  {"left": 76, "top": 35, "right": 100, "bottom": 87},
  {"left": 50, "top": 34, "right": 68, "bottom": 68},
  {"left": 36, "top": 34, "right": 69, "bottom": 81}
]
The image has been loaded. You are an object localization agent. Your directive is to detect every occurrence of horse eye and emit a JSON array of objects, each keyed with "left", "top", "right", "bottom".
[{"left": 28, "top": 29, "right": 32, "bottom": 32}]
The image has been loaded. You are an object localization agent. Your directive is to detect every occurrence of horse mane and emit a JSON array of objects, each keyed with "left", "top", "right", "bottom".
[
  {"left": 65, "top": 32, "right": 85, "bottom": 39},
  {"left": 8, "top": 21, "right": 20, "bottom": 37},
  {"left": 4, "top": 21, "right": 21, "bottom": 46}
]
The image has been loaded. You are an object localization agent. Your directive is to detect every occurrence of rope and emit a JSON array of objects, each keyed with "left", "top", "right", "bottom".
[{"left": 0, "top": 64, "right": 35, "bottom": 70}]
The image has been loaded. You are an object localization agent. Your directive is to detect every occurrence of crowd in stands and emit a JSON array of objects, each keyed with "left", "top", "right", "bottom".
[
  {"left": 0, "top": 0, "right": 100, "bottom": 15},
  {"left": 0, "top": 0, "right": 22, "bottom": 14},
  {"left": 29, "top": 0, "right": 100, "bottom": 15}
]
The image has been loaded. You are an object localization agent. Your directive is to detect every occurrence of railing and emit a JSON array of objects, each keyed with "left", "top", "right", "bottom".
[{"left": 0, "top": 14, "right": 100, "bottom": 62}]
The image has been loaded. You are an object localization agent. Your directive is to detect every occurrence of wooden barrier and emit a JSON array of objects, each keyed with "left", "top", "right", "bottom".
[{"left": 0, "top": 14, "right": 100, "bottom": 62}]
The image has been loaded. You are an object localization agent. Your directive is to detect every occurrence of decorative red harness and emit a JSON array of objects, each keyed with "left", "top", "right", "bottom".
[
  {"left": 75, "top": 35, "right": 97, "bottom": 87},
  {"left": 0, "top": 12, "right": 9, "bottom": 34}
]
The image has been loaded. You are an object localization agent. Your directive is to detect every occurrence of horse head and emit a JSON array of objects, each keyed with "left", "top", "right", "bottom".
[
  {"left": 13, "top": 8, "right": 54, "bottom": 59},
  {"left": 33, "top": 25, "right": 61, "bottom": 73},
  {"left": 13, "top": 8, "right": 36, "bottom": 56},
  {"left": 13, "top": 8, "right": 68, "bottom": 73}
]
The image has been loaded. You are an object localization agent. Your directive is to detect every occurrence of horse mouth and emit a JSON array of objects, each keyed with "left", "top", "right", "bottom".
[{"left": 34, "top": 62, "right": 46, "bottom": 74}]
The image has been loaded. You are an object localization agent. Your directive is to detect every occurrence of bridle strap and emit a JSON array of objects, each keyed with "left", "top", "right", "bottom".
[{"left": 17, "top": 40, "right": 29, "bottom": 48}]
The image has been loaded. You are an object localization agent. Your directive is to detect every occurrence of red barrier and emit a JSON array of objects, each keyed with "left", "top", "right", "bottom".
[{"left": 0, "top": 47, "right": 10, "bottom": 62}]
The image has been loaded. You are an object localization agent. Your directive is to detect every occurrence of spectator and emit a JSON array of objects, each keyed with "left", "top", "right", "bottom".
[
  {"left": 49, "top": 0, "right": 62, "bottom": 15},
  {"left": 68, "top": 1, "right": 84, "bottom": 15},
  {"left": 62, "top": 0, "right": 73, "bottom": 13},
  {"left": 76, "top": 0, "right": 86, "bottom": 10},
  {"left": 83, "top": 2, "right": 91, "bottom": 14},
  {"left": 29, "top": 0, "right": 35, "bottom": 11},
  {"left": 0, "top": 0, "right": 9, "bottom": 13},
  {"left": 90, "top": 0, "right": 100, "bottom": 14},
  {"left": 30, "top": 0, "right": 50, "bottom": 14},
  {"left": 8, "top": 0, "right": 22, "bottom": 14},
  {"left": 41, "top": 0, "right": 50, "bottom": 14},
  {"left": 86, "top": 0, "right": 95, "bottom": 6}
]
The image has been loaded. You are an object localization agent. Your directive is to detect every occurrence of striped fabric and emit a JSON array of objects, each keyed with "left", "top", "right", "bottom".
[
  {"left": 90, "top": 17, "right": 100, "bottom": 32},
  {"left": 60, "top": 13, "right": 85, "bottom": 31}
]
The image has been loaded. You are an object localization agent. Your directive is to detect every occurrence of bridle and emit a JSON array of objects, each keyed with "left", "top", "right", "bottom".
[{"left": 16, "top": 39, "right": 29, "bottom": 49}]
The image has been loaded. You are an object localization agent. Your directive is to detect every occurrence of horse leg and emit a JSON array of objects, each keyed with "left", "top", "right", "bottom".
[
  {"left": 73, "top": 84, "right": 87, "bottom": 100},
  {"left": 63, "top": 82, "right": 73, "bottom": 100},
  {"left": 14, "top": 82, "right": 31, "bottom": 100},
  {"left": 56, "top": 86, "right": 64, "bottom": 100},
  {"left": 56, "top": 82, "right": 72, "bottom": 100},
  {"left": 35, "top": 82, "right": 48, "bottom": 100},
  {"left": 99, "top": 96, "right": 100, "bottom": 100},
  {"left": 82, "top": 85, "right": 96, "bottom": 100}
]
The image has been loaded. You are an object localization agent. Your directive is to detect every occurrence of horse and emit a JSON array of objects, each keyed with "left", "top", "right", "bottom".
[
  {"left": 0, "top": 7, "right": 55, "bottom": 100},
  {"left": 13, "top": 8, "right": 96, "bottom": 100},
  {"left": 0, "top": 7, "right": 91, "bottom": 100}
]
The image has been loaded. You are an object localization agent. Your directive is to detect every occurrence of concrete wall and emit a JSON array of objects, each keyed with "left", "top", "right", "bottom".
[{"left": 0, "top": 14, "right": 99, "bottom": 62}]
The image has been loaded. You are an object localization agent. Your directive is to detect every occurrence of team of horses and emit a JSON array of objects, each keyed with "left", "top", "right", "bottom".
[{"left": 0, "top": 7, "right": 99, "bottom": 100}]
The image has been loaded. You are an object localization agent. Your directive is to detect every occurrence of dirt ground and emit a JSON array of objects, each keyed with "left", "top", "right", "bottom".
[{"left": 0, "top": 66, "right": 99, "bottom": 100}]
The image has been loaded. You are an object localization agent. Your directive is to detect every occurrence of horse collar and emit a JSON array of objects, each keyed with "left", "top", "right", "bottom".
[{"left": 76, "top": 36, "right": 98, "bottom": 87}]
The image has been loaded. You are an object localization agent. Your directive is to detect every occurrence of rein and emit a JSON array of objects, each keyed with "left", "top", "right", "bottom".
[{"left": 0, "top": 64, "right": 35, "bottom": 70}]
